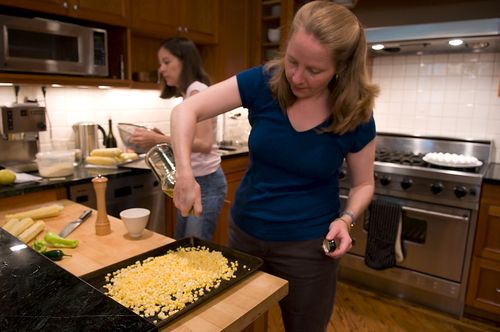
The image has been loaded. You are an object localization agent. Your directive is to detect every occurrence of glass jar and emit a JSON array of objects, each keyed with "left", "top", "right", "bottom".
[{"left": 145, "top": 143, "right": 176, "bottom": 197}]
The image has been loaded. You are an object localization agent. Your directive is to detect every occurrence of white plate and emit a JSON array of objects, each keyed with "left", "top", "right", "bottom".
[{"left": 423, "top": 153, "right": 483, "bottom": 168}]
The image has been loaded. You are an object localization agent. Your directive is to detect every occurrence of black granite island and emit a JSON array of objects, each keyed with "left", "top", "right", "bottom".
[{"left": 0, "top": 228, "right": 157, "bottom": 332}]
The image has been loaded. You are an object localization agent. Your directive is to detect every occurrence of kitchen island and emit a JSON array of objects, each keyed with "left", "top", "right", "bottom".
[{"left": 0, "top": 199, "right": 287, "bottom": 331}]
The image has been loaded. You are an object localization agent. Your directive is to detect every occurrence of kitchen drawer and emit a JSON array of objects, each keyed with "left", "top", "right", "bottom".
[{"left": 466, "top": 257, "right": 500, "bottom": 317}]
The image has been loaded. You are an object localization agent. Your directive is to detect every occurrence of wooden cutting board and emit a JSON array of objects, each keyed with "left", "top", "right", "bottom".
[
  {"left": 0, "top": 199, "right": 172, "bottom": 276},
  {"left": 1, "top": 199, "right": 289, "bottom": 331}
]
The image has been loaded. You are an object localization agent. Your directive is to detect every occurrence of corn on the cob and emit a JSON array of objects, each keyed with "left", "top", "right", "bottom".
[
  {"left": 5, "top": 204, "right": 63, "bottom": 220},
  {"left": 18, "top": 220, "right": 46, "bottom": 243},
  {"left": 90, "top": 148, "right": 123, "bottom": 157},
  {"left": 7, "top": 217, "right": 35, "bottom": 236},
  {"left": 2, "top": 218, "right": 19, "bottom": 232},
  {"left": 85, "top": 156, "right": 120, "bottom": 166},
  {"left": 119, "top": 152, "right": 138, "bottom": 162}
]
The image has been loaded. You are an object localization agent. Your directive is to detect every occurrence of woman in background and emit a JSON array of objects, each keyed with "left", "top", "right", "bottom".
[{"left": 132, "top": 37, "right": 227, "bottom": 241}]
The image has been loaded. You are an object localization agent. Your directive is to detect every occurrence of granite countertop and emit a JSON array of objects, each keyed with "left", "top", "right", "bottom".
[
  {"left": 0, "top": 163, "right": 150, "bottom": 199},
  {"left": 0, "top": 228, "right": 157, "bottom": 331},
  {"left": 0, "top": 148, "right": 249, "bottom": 199},
  {"left": 484, "top": 163, "right": 500, "bottom": 185}
]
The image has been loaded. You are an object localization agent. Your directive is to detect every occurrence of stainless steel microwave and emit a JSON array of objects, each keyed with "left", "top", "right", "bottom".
[{"left": 0, "top": 14, "right": 108, "bottom": 77}]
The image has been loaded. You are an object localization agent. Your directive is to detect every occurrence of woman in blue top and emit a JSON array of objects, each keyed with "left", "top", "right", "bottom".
[{"left": 170, "top": 2, "right": 378, "bottom": 331}]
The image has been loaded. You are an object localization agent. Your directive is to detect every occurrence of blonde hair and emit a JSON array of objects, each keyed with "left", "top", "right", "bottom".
[{"left": 265, "top": 0, "right": 379, "bottom": 134}]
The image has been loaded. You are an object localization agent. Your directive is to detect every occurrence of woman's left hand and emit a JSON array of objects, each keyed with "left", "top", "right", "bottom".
[
  {"left": 131, "top": 128, "right": 166, "bottom": 150},
  {"left": 324, "top": 219, "right": 352, "bottom": 259}
]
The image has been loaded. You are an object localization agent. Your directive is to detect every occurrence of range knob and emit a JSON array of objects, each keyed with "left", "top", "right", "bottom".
[
  {"left": 430, "top": 182, "right": 444, "bottom": 194},
  {"left": 338, "top": 169, "right": 346, "bottom": 179},
  {"left": 454, "top": 186, "right": 467, "bottom": 198},
  {"left": 401, "top": 178, "right": 413, "bottom": 190},
  {"left": 380, "top": 175, "right": 391, "bottom": 186}
]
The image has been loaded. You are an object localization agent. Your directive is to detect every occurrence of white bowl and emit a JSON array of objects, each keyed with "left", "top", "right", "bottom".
[
  {"left": 36, "top": 151, "right": 75, "bottom": 177},
  {"left": 271, "top": 5, "right": 281, "bottom": 17},
  {"left": 120, "top": 208, "right": 150, "bottom": 238},
  {"left": 267, "top": 28, "right": 280, "bottom": 43}
]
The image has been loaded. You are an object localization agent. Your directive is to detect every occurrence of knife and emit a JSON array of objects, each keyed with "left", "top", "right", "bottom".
[{"left": 59, "top": 210, "right": 93, "bottom": 238}]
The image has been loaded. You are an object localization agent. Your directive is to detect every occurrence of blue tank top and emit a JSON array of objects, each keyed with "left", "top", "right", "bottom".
[{"left": 232, "top": 66, "right": 376, "bottom": 241}]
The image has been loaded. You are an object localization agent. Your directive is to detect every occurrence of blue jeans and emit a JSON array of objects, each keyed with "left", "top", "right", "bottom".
[{"left": 175, "top": 167, "right": 227, "bottom": 241}]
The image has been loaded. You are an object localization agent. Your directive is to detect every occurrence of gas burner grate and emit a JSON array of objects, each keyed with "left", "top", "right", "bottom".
[{"left": 375, "top": 149, "right": 426, "bottom": 167}]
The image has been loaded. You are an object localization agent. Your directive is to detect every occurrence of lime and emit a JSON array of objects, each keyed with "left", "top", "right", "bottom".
[{"left": 0, "top": 169, "right": 16, "bottom": 185}]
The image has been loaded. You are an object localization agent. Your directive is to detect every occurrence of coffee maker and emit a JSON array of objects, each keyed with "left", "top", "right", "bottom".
[{"left": 0, "top": 104, "right": 47, "bottom": 172}]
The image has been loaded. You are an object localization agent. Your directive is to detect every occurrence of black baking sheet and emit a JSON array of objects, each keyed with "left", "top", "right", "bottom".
[{"left": 80, "top": 237, "right": 263, "bottom": 328}]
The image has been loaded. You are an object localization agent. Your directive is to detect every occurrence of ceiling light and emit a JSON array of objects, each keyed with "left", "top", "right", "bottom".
[
  {"left": 371, "top": 44, "right": 385, "bottom": 51},
  {"left": 448, "top": 39, "right": 464, "bottom": 46}
]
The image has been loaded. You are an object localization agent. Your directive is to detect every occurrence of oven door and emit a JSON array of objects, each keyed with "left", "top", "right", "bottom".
[{"left": 342, "top": 194, "right": 470, "bottom": 282}]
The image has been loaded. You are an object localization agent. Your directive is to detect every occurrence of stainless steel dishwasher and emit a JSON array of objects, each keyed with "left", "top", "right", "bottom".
[{"left": 68, "top": 172, "right": 168, "bottom": 235}]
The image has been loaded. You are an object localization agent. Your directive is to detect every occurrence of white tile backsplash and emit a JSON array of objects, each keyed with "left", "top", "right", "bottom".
[
  {"left": 372, "top": 52, "right": 500, "bottom": 163},
  {"left": 0, "top": 52, "right": 498, "bottom": 161},
  {"left": 0, "top": 84, "right": 249, "bottom": 152}
]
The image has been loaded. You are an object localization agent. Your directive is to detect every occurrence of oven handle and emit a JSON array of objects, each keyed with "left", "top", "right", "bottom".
[
  {"left": 401, "top": 206, "right": 468, "bottom": 222},
  {"left": 340, "top": 195, "right": 467, "bottom": 222}
]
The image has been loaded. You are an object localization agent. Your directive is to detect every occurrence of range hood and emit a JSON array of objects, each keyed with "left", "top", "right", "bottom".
[{"left": 365, "top": 18, "right": 500, "bottom": 56}]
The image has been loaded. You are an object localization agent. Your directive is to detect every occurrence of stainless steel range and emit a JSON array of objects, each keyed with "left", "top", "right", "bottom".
[{"left": 338, "top": 132, "right": 494, "bottom": 317}]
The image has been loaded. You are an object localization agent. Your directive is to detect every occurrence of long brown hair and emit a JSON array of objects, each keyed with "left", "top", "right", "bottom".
[
  {"left": 159, "top": 37, "right": 211, "bottom": 99},
  {"left": 265, "top": 1, "right": 379, "bottom": 134}
]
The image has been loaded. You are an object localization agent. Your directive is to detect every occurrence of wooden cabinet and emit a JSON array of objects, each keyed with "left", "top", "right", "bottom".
[
  {"left": 212, "top": 154, "right": 249, "bottom": 245},
  {"left": 466, "top": 183, "right": 500, "bottom": 322},
  {"left": 0, "top": 0, "right": 130, "bottom": 26},
  {"left": 131, "top": 0, "right": 218, "bottom": 44},
  {"left": 0, "top": 187, "right": 67, "bottom": 212},
  {"left": 0, "top": 0, "right": 250, "bottom": 88},
  {"left": 252, "top": 0, "right": 297, "bottom": 65}
]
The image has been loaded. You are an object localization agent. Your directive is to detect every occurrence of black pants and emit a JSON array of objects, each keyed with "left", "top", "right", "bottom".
[{"left": 228, "top": 218, "right": 338, "bottom": 332}]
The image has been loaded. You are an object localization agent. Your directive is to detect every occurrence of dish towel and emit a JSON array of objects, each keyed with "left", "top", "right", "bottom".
[{"left": 365, "top": 199, "right": 404, "bottom": 270}]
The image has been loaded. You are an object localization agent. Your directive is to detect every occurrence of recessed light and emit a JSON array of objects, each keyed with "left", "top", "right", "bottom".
[
  {"left": 371, "top": 44, "right": 385, "bottom": 51},
  {"left": 449, "top": 39, "right": 464, "bottom": 46}
]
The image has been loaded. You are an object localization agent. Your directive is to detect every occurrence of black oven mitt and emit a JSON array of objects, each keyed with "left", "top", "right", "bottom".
[{"left": 364, "top": 199, "right": 402, "bottom": 270}]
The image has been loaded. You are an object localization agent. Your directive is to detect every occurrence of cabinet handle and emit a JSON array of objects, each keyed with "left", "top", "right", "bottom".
[
  {"left": 63, "top": 1, "right": 68, "bottom": 8},
  {"left": 73, "top": 4, "right": 78, "bottom": 10},
  {"left": 177, "top": 26, "right": 183, "bottom": 32},
  {"left": 184, "top": 27, "right": 188, "bottom": 33},
  {"left": 496, "top": 288, "right": 500, "bottom": 293}
]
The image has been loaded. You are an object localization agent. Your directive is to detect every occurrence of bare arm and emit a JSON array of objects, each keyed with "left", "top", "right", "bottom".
[
  {"left": 325, "top": 138, "right": 376, "bottom": 258},
  {"left": 170, "top": 76, "right": 242, "bottom": 216},
  {"left": 189, "top": 90, "right": 216, "bottom": 154}
]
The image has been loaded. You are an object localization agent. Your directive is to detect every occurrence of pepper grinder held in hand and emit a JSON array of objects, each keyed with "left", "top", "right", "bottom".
[{"left": 92, "top": 174, "right": 111, "bottom": 235}]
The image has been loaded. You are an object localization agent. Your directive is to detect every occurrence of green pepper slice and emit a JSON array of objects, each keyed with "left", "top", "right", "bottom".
[{"left": 44, "top": 231, "right": 79, "bottom": 248}]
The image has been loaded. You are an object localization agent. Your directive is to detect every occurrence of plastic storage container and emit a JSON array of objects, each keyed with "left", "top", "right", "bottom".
[{"left": 36, "top": 151, "right": 75, "bottom": 177}]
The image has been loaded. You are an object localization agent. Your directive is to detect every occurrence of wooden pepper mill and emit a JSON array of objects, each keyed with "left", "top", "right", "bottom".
[{"left": 92, "top": 174, "right": 111, "bottom": 235}]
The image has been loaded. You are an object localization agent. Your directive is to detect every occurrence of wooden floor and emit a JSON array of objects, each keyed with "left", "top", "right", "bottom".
[{"left": 268, "top": 281, "right": 500, "bottom": 332}]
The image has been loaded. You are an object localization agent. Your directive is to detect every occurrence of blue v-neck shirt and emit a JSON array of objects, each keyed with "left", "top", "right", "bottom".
[{"left": 232, "top": 66, "right": 375, "bottom": 241}]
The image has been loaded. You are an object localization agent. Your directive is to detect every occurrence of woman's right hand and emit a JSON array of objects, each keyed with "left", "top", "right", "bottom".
[{"left": 173, "top": 173, "right": 202, "bottom": 217}]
